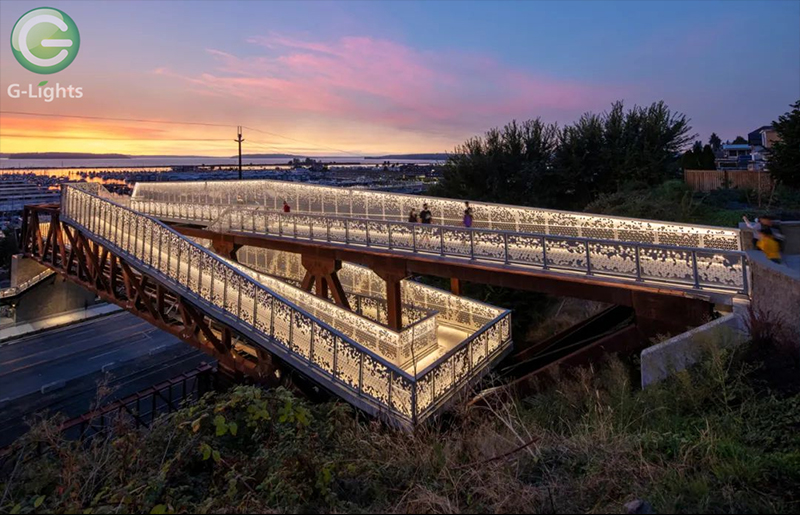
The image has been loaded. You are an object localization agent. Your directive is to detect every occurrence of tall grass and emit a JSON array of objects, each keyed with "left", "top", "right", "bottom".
[{"left": 2, "top": 337, "right": 799, "bottom": 514}]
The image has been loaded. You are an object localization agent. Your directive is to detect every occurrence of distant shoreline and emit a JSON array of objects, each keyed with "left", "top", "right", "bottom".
[{"left": 1, "top": 152, "right": 449, "bottom": 161}]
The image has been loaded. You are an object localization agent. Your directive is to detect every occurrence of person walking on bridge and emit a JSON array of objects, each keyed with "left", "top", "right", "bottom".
[
  {"left": 283, "top": 200, "right": 291, "bottom": 213},
  {"left": 418, "top": 203, "right": 433, "bottom": 247},
  {"left": 408, "top": 208, "right": 419, "bottom": 223},
  {"left": 756, "top": 226, "right": 782, "bottom": 264},
  {"left": 463, "top": 201, "right": 473, "bottom": 228}
]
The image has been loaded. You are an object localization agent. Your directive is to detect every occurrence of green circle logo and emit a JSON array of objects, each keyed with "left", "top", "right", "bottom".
[{"left": 10, "top": 7, "right": 80, "bottom": 74}]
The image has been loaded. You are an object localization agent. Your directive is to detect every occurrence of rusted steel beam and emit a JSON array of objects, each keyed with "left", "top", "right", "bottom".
[
  {"left": 325, "top": 270, "right": 351, "bottom": 311},
  {"left": 450, "top": 277, "right": 463, "bottom": 296},
  {"left": 314, "top": 275, "right": 329, "bottom": 300},
  {"left": 373, "top": 266, "right": 408, "bottom": 332},
  {"left": 119, "top": 261, "right": 160, "bottom": 321},
  {"left": 210, "top": 236, "right": 241, "bottom": 261},
  {"left": 300, "top": 270, "right": 314, "bottom": 292}
]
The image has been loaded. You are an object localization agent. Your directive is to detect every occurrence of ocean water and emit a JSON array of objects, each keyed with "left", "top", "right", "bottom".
[{"left": 0, "top": 156, "right": 440, "bottom": 172}]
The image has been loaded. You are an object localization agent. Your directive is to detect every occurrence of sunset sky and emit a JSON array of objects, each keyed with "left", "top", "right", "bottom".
[{"left": 0, "top": 0, "right": 798, "bottom": 157}]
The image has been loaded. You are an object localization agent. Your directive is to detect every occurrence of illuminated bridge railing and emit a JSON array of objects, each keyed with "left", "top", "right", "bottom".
[
  {"left": 142, "top": 201, "right": 749, "bottom": 295},
  {"left": 237, "top": 245, "right": 506, "bottom": 333},
  {"left": 194, "top": 237, "right": 440, "bottom": 331},
  {"left": 132, "top": 179, "right": 742, "bottom": 250},
  {"left": 61, "top": 185, "right": 512, "bottom": 426}
]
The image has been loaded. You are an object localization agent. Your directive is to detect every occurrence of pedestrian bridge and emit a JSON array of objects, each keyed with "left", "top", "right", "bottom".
[
  {"left": 129, "top": 179, "right": 748, "bottom": 300},
  {"left": 23, "top": 183, "right": 512, "bottom": 428}
]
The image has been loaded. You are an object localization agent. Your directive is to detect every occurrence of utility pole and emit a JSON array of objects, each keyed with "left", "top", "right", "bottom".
[{"left": 235, "top": 126, "right": 244, "bottom": 180}]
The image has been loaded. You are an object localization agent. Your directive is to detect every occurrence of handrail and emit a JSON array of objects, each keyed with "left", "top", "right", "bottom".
[
  {"left": 62, "top": 185, "right": 414, "bottom": 378},
  {"left": 141, "top": 201, "right": 749, "bottom": 295},
  {"left": 235, "top": 244, "right": 506, "bottom": 332},
  {"left": 60, "top": 184, "right": 513, "bottom": 425},
  {"left": 131, "top": 178, "right": 742, "bottom": 250}
]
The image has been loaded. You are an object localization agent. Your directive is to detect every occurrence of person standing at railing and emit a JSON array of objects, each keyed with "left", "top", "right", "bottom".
[
  {"left": 283, "top": 200, "right": 291, "bottom": 213},
  {"left": 408, "top": 209, "right": 419, "bottom": 223},
  {"left": 419, "top": 203, "right": 433, "bottom": 245},
  {"left": 463, "top": 201, "right": 473, "bottom": 228},
  {"left": 420, "top": 203, "right": 432, "bottom": 224}
]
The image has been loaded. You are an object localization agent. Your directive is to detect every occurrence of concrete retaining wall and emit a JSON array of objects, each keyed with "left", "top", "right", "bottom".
[
  {"left": 642, "top": 247, "right": 800, "bottom": 388},
  {"left": 641, "top": 311, "right": 747, "bottom": 388},
  {"left": 10, "top": 255, "right": 48, "bottom": 288},
  {"left": 748, "top": 249, "right": 800, "bottom": 342}
]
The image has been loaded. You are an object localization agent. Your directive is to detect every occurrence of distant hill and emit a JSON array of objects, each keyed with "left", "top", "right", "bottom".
[
  {"left": 3, "top": 152, "right": 130, "bottom": 159},
  {"left": 364, "top": 153, "right": 450, "bottom": 161}
]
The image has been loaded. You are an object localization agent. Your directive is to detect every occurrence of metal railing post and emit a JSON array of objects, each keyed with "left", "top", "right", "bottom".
[
  {"left": 469, "top": 230, "right": 474, "bottom": 260},
  {"left": 541, "top": 236, "right": 548, "bottom": 269},
  {"left": 634, "top": 245, "right": 642, "bottom": 281},
  {"left": 504, "top": 233, "right": 509, "bottom": 264},
  {"left": 585, "top": 240, "right": 592, "bottom": 275},
  {"left": 692, "top": 251, "right": 700, "bottom": 289}
]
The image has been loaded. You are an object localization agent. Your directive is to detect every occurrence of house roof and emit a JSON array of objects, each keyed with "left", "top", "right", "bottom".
[
  {"left": 723, "top": 144, "right": 751, "bottom": 150},
  {"left": 748, "top": 125, "right": 773, "bottom": 136}
]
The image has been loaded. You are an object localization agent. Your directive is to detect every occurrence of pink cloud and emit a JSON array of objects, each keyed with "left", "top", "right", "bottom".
[{"left": 159, "top": 33, "right": 625, "bottom": 133}]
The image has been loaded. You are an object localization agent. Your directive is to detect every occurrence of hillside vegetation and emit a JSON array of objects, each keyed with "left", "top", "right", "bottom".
[{"left": 2, "top": 332, "right": 799, "bottom": 514}]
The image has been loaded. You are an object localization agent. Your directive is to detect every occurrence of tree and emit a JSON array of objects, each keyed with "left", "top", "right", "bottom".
[
  {"left": 701, "top": 144, "right": 716, "bottom": 169},
  {"left": 769, "top": 100, "right": 800, "bottom": 189},
  {"left": 556, "top": 100, "right": 693, "bottom": 199},
  {"left": 733, "top": 135, "right": 748, "bottom": 144},
  {"left": 434, "top": 101, "right": 693, "bottom": 210},
  {"left": 681, "top": 142, "right": 715, "bottom": 170},
  {"left": 432, "top": 118, "right": 558, "bottom": 206},
  {"left": 709, "top": 132, "right": 722, "bottom": 151}
]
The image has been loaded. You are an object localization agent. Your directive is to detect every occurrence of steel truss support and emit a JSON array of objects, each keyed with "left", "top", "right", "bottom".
[
  {"left": 21, "top": 205, "right": 280, "bottom": 383},
  {"left": 299, "top": 254, "right": 351, "bottom": 310}
]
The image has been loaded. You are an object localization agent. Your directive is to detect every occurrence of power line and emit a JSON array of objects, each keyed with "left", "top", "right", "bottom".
[
  {"left": 242, "top": 125, "right": 353, "bottom": 155},
  {"left": 0, "top": 110, "right": 232, "bottom": 129},
  {"left": 0, "top": 133, "right": 230, "bottom": 142}
]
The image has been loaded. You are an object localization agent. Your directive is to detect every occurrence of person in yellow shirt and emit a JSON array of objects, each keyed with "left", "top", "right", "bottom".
[{"left": 756, "top": 227, "right": 782, "bottom": 264}]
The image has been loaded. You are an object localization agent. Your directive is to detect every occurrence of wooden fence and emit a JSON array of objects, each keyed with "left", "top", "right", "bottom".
[{"left": 684, "top": 169, "right": 775, "bottom": 193}]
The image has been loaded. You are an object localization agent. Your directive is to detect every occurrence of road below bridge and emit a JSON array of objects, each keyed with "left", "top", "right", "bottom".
[{"left": 0, "top": 311, "right": 211, "bottom": 447}]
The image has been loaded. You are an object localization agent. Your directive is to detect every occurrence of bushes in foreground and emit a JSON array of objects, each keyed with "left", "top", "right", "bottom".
[{"left": 2, "top": 340, "right": 799, "bottom": 514}]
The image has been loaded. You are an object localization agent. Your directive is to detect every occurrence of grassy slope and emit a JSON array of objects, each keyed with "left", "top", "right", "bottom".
[{"left": 2, "top": 336, "right": 799, "bottom": 514}]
